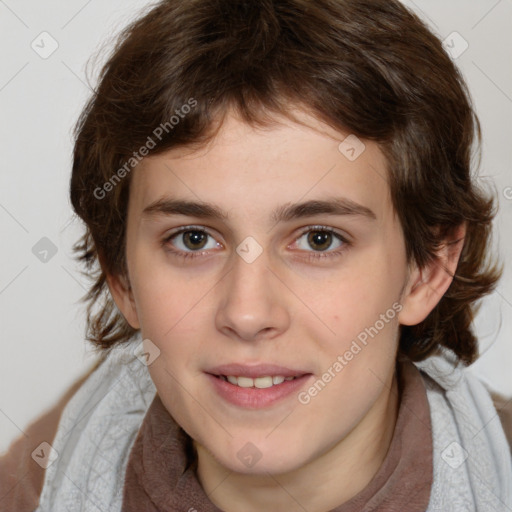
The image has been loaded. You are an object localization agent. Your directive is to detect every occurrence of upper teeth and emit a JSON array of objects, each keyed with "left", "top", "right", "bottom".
[{"left": 223, "top": 375, "right": 295, "bottom": 388}]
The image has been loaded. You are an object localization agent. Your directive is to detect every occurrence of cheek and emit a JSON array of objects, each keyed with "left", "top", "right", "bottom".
[
  {"left": 319, "top": 258, "right": 402, "bottom": 341},
  {"left": 128, "top": 252, "right": 212, "bottom": 374},
  {"left": 129, "top": 248, "right": 202, "bottom": 334},
  {"left": 302, "top": 305, "right": 400, "bottom": 440},
  {"left": 308, "top": 244, "right": 404, "bottom": 386}
]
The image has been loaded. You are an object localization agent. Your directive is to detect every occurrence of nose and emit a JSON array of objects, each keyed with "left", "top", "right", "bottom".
[{"left": 215, "top": 248, "right": 291, "bottom": 342}]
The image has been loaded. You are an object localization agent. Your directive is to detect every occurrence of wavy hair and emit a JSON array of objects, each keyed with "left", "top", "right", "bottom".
[{"left": 70, "top": 0, "right": 502, "bottom": 364}]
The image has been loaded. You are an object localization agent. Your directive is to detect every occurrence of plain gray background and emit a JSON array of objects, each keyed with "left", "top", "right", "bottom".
[{"left": 1, "top": 0, "right": 511, "bottom": 453}]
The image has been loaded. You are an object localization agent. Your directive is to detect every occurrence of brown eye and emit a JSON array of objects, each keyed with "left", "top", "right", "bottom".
[
  {"left": 306, "top": 231, "right": 334, "bottom": 252},
  {"left": 295, "top": 228, "right": 344, "bottom": 253},
  {"left": 182, "top": 230, "right": 208, "bottom": 250},
  {"left": 290, "top": 226, "right": 351, "bottom": 262},
  {"left": 164, "top": 227, "right": 220, "bottom": 255}
]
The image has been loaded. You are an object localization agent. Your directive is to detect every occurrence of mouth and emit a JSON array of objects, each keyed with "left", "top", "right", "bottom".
[
  {"left": 215, "top": 374, "right": 299, "bottom": 388},
  {"left": 205, "top": 364, "right": 313, "bottom": 408}
]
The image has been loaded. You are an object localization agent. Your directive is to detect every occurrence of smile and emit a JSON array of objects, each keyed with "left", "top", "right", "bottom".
[
  {"left": 219, "top": 375, "right": 297, "bottom": 388},
  {"left": 207, "top": 371, "right": 313, "bottom": 409}
]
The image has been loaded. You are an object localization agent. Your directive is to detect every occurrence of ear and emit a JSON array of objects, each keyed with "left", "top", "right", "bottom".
[
  {"left": 106, "top": 271, "right": 141, "bottom": 329},
  {"left": 398, "top": 223, "right": 466, "bottom": 326}
]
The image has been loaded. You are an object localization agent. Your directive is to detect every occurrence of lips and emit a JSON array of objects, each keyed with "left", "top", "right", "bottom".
[
  {"left": 206, "top": 363, "right": 310, "bottom": 379},
  {"left": 205, "top": 363, "right": 313, "bottom": 408}
]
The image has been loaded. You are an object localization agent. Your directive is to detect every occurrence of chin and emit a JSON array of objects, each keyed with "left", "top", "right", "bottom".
[{"left": 206, "top": 435, "right": 313, "bottom": 476}]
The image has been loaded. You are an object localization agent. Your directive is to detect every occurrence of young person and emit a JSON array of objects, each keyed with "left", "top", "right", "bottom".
[{"left": 2, "top": 0, "right": 511, "bottom": 510}]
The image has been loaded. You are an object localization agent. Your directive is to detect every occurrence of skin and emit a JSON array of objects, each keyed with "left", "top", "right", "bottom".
[{"left": 109, "top": 107, "right": 465, "bottom": 512}]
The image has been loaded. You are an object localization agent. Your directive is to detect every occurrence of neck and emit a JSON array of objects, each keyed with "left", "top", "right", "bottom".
[{"left": 195, "top": 371, "right": 399, "bottom": 512}]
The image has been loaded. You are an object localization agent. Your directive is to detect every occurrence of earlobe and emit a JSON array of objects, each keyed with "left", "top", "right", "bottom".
[
  {"left": 106, "top": 272, "right": 141, "bottom": 329},
  {"left": 398, "top": 223, "right": 466, "bottom": 327}
]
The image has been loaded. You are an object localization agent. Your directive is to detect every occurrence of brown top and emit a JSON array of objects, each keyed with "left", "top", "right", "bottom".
[
  {"left": 1, "top": 356, "right": 511, "bottom": 512},
  {"left": 0, "top": 358, "right": 102, "bottom": 512}
]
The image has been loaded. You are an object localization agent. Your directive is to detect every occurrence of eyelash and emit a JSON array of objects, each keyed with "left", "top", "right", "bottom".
[{"left": 161, "top": 225, "right": 351, "bottom": 262}]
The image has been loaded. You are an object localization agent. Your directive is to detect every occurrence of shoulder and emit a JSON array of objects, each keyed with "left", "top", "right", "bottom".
[
  {"left": 416, "top": 353, "right": 512, "bottom": 451},
  {"left": 491, "top": 391, "right": 512, "bottom": 452},
  {"left": 36, "top": 339, "right": 156, "bottom": 511},
  {"left": 415, "top": 353, "right": 512, "bottom": 508},
  {"left": 0, "top": 357, "right": 103, "bottom": 512}
]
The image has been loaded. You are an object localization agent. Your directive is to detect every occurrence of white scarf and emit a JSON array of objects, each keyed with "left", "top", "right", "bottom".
[{"left": 36, "top": 337, "right": 512, "bottom": 511}]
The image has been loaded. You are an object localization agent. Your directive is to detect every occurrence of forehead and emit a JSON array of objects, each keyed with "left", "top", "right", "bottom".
[{"left": 130, "top": 109, "right": 393, "bottom": 225}]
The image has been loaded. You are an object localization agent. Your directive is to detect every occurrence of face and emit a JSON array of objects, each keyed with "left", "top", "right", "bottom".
[{"left": 113, "top": 108, "right": 413, "bottom": 476}]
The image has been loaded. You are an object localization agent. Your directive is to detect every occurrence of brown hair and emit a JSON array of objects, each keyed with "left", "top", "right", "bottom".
[{"left": 70, "top": 0, "right": 502, "bottom": 364}]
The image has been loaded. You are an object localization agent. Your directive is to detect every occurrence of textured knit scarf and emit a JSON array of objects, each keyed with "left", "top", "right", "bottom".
[{"left": 36, "top": 337, "right": 512, "bottom": 511}]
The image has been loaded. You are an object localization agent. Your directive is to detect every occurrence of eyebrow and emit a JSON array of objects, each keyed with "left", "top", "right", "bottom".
[{"left": 142, "top": 196, "right": 377, "bottom": 223}]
